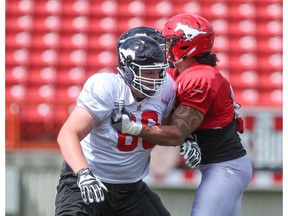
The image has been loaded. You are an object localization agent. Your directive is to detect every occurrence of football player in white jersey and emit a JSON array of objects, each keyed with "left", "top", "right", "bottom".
[{"left": 54, "top": 34, "right": 176, "bottom": 216}]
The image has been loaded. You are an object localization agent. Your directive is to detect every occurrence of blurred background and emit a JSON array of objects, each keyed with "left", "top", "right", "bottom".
[{"left": 5, "top": 0, "right": 283, "bottom": 215}]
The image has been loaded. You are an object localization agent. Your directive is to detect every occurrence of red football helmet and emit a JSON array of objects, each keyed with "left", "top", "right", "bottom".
[{"left": 162, "top": 14, "right": 215, "bottom": 64}]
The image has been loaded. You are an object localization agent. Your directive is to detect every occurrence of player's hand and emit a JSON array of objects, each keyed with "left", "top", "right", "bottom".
[
  {"left": 77, "top": 168, "right": 108, "bottom": 203},
  {"left": 111, "top": 107, "right": 142, "bottom": 136},
  {"left": 180, "top": 137, "right": 201, "bottom": 169},
  {"left": 234, "top": 102, "right": 244, "bottom": 134}
]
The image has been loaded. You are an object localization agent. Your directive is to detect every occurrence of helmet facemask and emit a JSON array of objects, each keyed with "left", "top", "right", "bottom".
[{"left": 129, "top": 62, "right": 167, "bottom": 98}]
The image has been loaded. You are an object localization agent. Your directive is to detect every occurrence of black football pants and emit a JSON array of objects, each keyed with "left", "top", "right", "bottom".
[{"left": 55, "top": 162, "right": 171, "bottom": 216}]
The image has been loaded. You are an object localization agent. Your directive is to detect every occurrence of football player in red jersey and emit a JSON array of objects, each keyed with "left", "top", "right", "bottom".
[{"left": 111, "top": 14, "right": 253, "bottom": 216}]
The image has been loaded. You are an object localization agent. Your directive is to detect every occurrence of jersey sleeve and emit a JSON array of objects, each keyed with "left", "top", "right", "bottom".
[
  {"left": 77, "top": 73, "right": 119, "bottom": 122},
  {"left": 177, "top": 68, "right": 214, "bottom": 115},
  {"left": 162, "top": 74, "right": 177, "bottom": 118}
]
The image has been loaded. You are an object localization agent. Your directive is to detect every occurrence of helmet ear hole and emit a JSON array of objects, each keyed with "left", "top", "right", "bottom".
[
  {"left": 180, "top": 45, "right": 189, "bottom": 50},
  {"left": 122, "top": 65, "right": 134, "bottom": 83}
]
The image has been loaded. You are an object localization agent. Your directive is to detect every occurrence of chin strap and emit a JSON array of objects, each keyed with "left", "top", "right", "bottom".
[{"left": 172, "top": 46, "right": 197, "bottom": 65}]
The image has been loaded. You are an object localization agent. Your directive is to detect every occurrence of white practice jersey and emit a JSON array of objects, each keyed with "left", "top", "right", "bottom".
[{"left": 77, "top": 72, "right": 176, "bottom": 184}]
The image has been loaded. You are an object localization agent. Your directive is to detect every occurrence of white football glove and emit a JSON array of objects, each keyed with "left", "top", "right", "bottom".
[
  {"left": 111, "top": 108, "right": 142, "bottom": 136},
  {"left": 180, "top": 137, "right": 201, "bottom": 169},
  {"left": 77, "top": 168, "right": 108, "bottom": 203}
]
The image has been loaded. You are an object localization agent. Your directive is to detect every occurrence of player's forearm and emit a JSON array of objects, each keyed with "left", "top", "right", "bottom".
[
  {"left": 139, "top": 125, "right": 184, "bottom": 146},
  {"left": 57, "top": 132, "right": 89, "bottom": 174}
]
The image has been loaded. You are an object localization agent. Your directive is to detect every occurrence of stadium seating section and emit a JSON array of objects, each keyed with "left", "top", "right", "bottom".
[{"left": 6, "top": 0, "right": 282, "bottom": 150}]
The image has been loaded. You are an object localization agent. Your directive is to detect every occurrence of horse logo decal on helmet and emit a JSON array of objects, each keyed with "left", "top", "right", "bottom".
[
  {"left": 174, "top": 23, "right": 207, "bottom": 42},
  {"left": 119, "top": 48, "right": 136, "bottom": 64}
]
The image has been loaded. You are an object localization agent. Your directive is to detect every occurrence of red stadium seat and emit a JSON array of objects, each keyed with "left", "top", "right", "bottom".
[
  {"left": 88, "top": 33, "right": 117, "bottom": 50},
  {"left": 57, "top": 67, "right": 86, "bottom": 86},
  {"left": 29, "top": 49, "right": 59, "bottom": 66},
  {"left": 90, "top": 0, "right": 118, "bottom": 17},
  {"left": 32, "top": 15, "right": 61, "bottom": 32},
  {"left": 60, "top": 33, "right": 88, "bottom": 50},
  {"left": 61, "top": 16, "right": 90, "bottom": 33},
  {"left": 256, "top": 20, "right": 282, "bottom": 37},
  {"left": 26, "top": 85, "right": 56, "bottom": 103},
  {"left": 233, "top": 89, "right": 260, "bottom": 106},
  {"left": 34, "top": 0, "right": 62, "bottom": 15},
  {"left": 56, "top": 85, "right": 82, "bottom": 104},
  {"left": 228, "top": 3, "right": 256, "bottom": 20},
  {"left": 228, "top": 20, "right": 257, "bottom": 36},
  {"left": 229, "top": 53, "right": 258, "bottom": 70},
  {"left": 229, "top": 71, "right": 259, "bottom": 90},
  {"left": 255, "top": 2, "right": 282, "bottom": 20},
  {"left": 6, "top": 48, "right": 30, "bottom": 66},
  {"left": 31, "top": 32, "right": 60, "bottom": 49},
  {"left": 117, "top": 1, "right": 146, "bottom": 17},
  {"left": 213, "top": 36, "right": 229, "bottom": 53},
  {"left": 174, "top": 1, "right": 202, "bottom": 15},
  {"left": 20, "top": 103, "right": 54, "bottom": 122},
  {"left": 58, "top": 49, "right": 87, "bottom": 67},
  {"left": 19, "top": 103, "right": 56, "bottom": 139},
  {"left": 229, "top": 36, "right": 257, "bottom": 53},
  {"left": 146, "top": 1, "right": 174, "bottom": 18},
  {"left": 6, "top": 66, "right": 28, "bottom": 85},
  {"left": 52, "top": 104, "right": 73, "bottom": 137},
  {"left": 252, "top": 0, "right": 282, "bottom": 3},
  {"left": 234, "top": 88, "right": 282, "bottom": 107},
  {"left": 258, "top": 89, "right": 282, "bottom": 106},
  {"left": 61, "top": 1, "right": 81, "bottom": 15},
  {"left": 28, "top": 67, "right": 57, "bottom": 85},
  {"left": 89, "top": 17, "right": 118, "bottom": 33},
  {"left": 257, "top": 54, "right": 282, "bottom": 71},
  {"left": 6, "top": 31, "right": 32, "bottom": 49},
  {"left": 6, "top": 0, "right": 34, "bottom": 15},
  {"left": 201, "top": 2, "right": 229, "bottom": 19},
  {"left": 86, "top": 50, "right": 117, "bottom": 68},
  {"left": 6, "top": 84, "right": 27, "bottom": 103},
  {"left": 257, "top": 37, "right": 282, "bottom": 54},
  {"left": 210, "top": 19, "right": 229, "bottom": 36},
  {"left": 53, "top": 103, "right": 72, "bottom": 123},
  {"left": 117, "top": 18, "right": 146, "bottom": 34},
  {"left": 258, "top": 72, "right": 283, "bottom": 90}
]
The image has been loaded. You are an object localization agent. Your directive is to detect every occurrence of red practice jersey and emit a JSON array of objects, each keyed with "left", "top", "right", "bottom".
[{"left": 169, "top": 64, "right": 235, "bottom": 130}]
